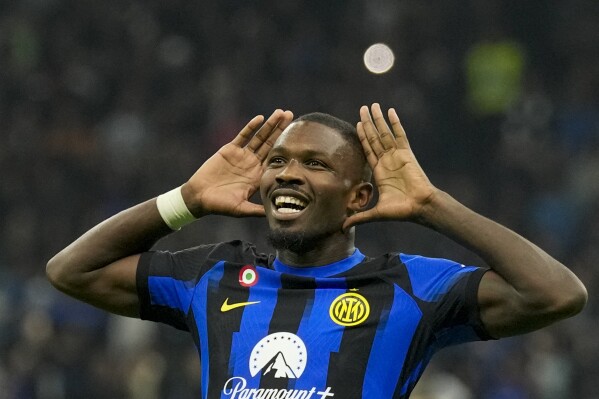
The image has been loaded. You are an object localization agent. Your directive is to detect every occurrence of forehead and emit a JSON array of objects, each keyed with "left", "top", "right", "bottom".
[{"left": 271, "top": 121, "right": 350, "bottom": 156}]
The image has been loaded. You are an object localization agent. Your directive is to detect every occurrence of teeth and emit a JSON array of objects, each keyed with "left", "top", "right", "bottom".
[
  {"left": 278, "top": 207, "right": 301, "bottom": 214},
  {"left": 274, "top": 195, "right": 307, "bottom": 210}
]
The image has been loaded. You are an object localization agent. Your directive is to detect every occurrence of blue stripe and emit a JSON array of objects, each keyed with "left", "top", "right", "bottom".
[
  {"left": 149, "top": 269, "right": 223, "bottom": 399},
  {"left": 400, "top": 253, "right": 478, "bottom": 302},
  {"left": 148, "top": 276, "right": 196, "bottom": 313},
  {"left": 363, "top": 284, "right": 422, "bottom": 399},
  {"left": 193, "top": 261, "right": 226, "bottom": 399},
  {"left": 273, "top": 249, "right": 365, "bottom": 277},
  {"left": 293, "top": 277, "right": 347, "bottom": 391},
  {"left": 229, "top": 267, "right": 281, "bottom": 388}
]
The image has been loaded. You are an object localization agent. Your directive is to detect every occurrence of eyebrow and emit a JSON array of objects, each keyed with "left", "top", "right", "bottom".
[{"left": 269, "top": 147, "right": 332, "bottom": 159}]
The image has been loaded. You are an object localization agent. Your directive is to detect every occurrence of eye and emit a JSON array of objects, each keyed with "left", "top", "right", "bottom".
[
  {"left": 306, "top": 160, "right": 327, "bottom": 168},
  {"left": 267, "top": 156, "right": 286, "bottom": 166}
]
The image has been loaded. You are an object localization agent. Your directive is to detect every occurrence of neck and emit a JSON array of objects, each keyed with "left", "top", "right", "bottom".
[{"left": 274, "top": 228, "right": 356, "bottom": 267}]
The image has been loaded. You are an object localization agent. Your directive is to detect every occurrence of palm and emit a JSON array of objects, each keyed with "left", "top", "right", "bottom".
[
  {"left": 344, "top": 104, "right": 436, "bottom": 229},
  {"left": 369, "top": 148, "right": 434, "bottom": 220},
  {"left": 185, "top": 110, "right": 293, "bottom": 217},
  {"left": 191, "top": 144, "right": 265, "bottom": 216}
]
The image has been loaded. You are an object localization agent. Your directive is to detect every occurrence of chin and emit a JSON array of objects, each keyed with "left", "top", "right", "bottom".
[{"left": 266, "top": 228, "right": 330, "bottom": 253}]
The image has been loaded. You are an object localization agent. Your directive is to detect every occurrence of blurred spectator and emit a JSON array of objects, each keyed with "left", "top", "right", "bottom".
[{"left": 1, "top": 1, "right": 597, "bottom": 398}]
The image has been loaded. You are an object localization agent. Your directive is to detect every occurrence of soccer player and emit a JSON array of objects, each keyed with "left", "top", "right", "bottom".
[{"left": 47, "top": 104, "right": 587, "bottom": 398}]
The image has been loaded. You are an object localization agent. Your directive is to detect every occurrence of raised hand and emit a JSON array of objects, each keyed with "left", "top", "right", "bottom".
[
  {"left": 183, "top": 109, "right": 294, "bottom": 218},
  {"left": 343, "top": 103, "right": 437, "bottom": 229}
]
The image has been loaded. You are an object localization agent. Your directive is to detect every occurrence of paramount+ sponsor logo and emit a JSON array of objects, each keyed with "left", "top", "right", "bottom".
[
  {"left": 222, "top": 377, "right": 334, "bottom": 399},
  {"left": 222, "top": 333, "right": 335, "bottom": 399},
  {"left": 329, "top": 292, "right": 370, "bottom": 327}
]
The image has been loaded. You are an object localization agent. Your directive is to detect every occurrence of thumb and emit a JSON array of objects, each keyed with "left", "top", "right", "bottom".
[
  {"left": 343, "top": 209, "right": 377, "bottom": 231},
  {"left": 236, "top": 202, "right": 266, "bottom": 217}
]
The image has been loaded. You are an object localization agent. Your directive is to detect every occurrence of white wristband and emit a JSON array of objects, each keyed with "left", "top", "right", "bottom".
[{"left": 156, "top": 186, "right": 197, "bottom": 230}]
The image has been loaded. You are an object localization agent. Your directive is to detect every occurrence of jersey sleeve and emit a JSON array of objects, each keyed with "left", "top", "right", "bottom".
[
  {"left": 136, "top": 240, "right": 267, "bottom": 331},
  {"left": 136, "top": 244, "right": 219, "bottom": 331},
  {"left": 400, "top": 253, "right": 495, "bottom": 345}
]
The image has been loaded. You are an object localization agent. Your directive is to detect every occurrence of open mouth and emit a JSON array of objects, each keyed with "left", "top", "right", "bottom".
[{"left": 274, "top": 195, "right": 308, "bottom": 214}]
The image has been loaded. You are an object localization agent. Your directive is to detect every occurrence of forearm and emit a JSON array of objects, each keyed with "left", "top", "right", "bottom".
[
  {"left": 419, "top": 190, "right": 586, "bottom": 310},
  {"left": 354, "top": 103, "right": 586, "bottom": 336},
  {"left": 47, "top": 199, "right": 172, "bottom": 282}
]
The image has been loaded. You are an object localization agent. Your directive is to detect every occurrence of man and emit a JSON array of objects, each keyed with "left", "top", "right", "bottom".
[{"left": 47, "top": 104, "right": 587, "bottom": 398}]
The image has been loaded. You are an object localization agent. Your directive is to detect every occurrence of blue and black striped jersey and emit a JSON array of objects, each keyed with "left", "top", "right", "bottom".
[{"left": 137, "top": 240, "right": 492, "bottom": 399}]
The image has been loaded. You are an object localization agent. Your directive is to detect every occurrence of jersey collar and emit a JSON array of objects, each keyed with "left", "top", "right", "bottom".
[{"left": 273, "top": 249, "right": 365, "bottom": 278}]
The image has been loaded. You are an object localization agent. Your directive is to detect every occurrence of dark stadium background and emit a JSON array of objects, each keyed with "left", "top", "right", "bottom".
[{"left": 1, "top": 0, "right": 598, "bottom": 398}]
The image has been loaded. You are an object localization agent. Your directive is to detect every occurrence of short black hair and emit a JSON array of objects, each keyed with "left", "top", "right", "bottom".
[{"left": 294, "top": 112, "right": 371, "bottom": 181}]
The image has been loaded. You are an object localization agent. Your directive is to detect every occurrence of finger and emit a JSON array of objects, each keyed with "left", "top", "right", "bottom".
[
  {"left": 246, "top": 109, "right": 284, "bottom": 150},
  {"left": 231, "top": 115, "right": 265, "bottom": 147},
  {"left": 254, "top": 110, "right": 294, "bottom": 160},
  {"left": 371, "top": 103, "right": 396, "bottom": 150},
  {"left": 357, "top": 122, "right": 379, "bottom": 168},
  {"left": 359, "top": 105, "right": 386, "bottom": 158},
  {"left": 246, "top": 109, "right": 285, "bottom": 155},
  {"left": 388, "top": 108, "right": 411, "bottom": 150}
]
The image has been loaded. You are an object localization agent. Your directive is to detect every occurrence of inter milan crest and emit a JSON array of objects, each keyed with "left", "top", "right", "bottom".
[
  {"left": 329, "top": 292, "right": 370, "bottom": 327},
  {"left": 239, "top": 265, "right": 259, "bottom": 287}
]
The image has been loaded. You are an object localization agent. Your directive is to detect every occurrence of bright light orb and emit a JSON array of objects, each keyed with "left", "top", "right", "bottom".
[{"left": 363, "top": 43, "right": 395, "bottom": 74}]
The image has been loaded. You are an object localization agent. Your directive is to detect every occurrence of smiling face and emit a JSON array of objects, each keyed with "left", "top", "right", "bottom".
[{"left": 260, "top": 120, "right": 372, "bottom": 259}]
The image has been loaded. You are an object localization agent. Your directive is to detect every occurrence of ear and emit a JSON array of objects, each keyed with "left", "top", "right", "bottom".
[{"left": 348, "top": 182, "right": 374, "bottom": 212}]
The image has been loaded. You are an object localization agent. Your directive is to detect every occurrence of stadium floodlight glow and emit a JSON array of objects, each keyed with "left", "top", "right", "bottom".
[{"left": 363, "top": 43, "right": 395, "bottom": 74}]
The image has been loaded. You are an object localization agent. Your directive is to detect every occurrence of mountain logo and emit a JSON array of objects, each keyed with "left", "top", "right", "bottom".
[
  {"left": 262, "top": 352, "right": 297, "bottom": 378},
  {"left": 249, "top": 332, "right": 307, "bottom": 378}
]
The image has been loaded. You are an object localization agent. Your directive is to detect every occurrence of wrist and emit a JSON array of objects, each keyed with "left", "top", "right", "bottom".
[
  {"left": 180, "top": 182, "right": 206, "bottom": 218},
  {"left": 156, "top": 186, "right": 197, "bottom": 230},
  {"left": 414, "top": 189, "right": 453, "bottom": 228}
]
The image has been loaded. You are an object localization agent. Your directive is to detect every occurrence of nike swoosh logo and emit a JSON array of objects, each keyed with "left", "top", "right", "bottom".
[{"left": 220, "top": 298, "right": 261, "bottom": 312}]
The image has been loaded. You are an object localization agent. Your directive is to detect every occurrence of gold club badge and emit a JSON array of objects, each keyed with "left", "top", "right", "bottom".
[{"left": 329, "top": 292, "right": 370, "bottom": 327}]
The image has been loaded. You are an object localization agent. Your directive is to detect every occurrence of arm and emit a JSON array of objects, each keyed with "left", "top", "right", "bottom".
[
  {"left": 46, "top": 110, "right": 294, "bottom": 317},
  {"left": 417, "top": 191, "right": 587, "bottom": 337},
  {"left": 345, "top": 103, "right": 587, "bottom": 338}
]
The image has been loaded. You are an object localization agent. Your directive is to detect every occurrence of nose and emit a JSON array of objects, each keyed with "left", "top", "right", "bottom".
[{"left": 275, "top": 159, "right": 304, "bottom": 185}]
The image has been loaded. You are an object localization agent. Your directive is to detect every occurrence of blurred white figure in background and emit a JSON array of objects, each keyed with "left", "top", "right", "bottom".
[{"left": 411, "top": 369, "right": 472, "bottom": 399}]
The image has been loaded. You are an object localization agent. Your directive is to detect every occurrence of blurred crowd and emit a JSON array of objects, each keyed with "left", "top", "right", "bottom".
[{"left": 1, "top": 0, "right": 598, "bottom": 398}]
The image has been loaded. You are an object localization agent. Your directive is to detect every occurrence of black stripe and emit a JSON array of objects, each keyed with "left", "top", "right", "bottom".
[
  {"left": 136, "top": 252, "right": 190, "bottom": 330},
  {"left": 136, "top": 252, "right": 153, "bottom": 321},
  {"left": 206, "top": 262, "right": 251, "bottom": 398},
  {"left": 260, "top": 274, "right": 317, "bottom": 390},
  {"left": 187, "top": 305, "right": 201, "bottom": 350},
  {"left": 326, "top": 278, "right": 395, "bottom": 398},
  {"left": 268, "top": 274, "right": 317, "bottom": 334}
]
